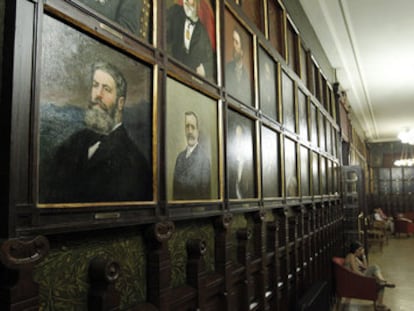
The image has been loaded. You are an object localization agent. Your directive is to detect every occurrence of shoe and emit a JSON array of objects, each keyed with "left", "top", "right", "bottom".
[{"left": 379, "top": 281, "right": 396, "bottom": 288}]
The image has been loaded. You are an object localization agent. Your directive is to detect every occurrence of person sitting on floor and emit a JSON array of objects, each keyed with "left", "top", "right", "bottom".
[{"left": 344, "top": 241, "right": 395, "bottom": 311}]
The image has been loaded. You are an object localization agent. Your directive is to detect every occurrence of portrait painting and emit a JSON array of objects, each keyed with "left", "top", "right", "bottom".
[
  {"left": 227, "top": 110, "right": 256, "bottom": 199},
  {"left": 312, "top": 152, "right": 320, "bottom": 195},
  {"left": 298, "top": 88, "right": 308, "bottom": 141},
  {"left": 166, "top": 0, "right": 216, "bottom": 81},
  {"left": 282, "top": 71, "right": 295, "bottom": 133},
  {"left": 284, "top": 137, "right": 297, "bottom": 197},
  {"left": 76, "top": 0, "right": 152, "bottom": 42},
  {"left": 267, "top": 0, "right": 285, "bottom": 58},
  {"left": 258, "top": 47, "right": 278, "bottom": 121},
  {"left": 326, "top": 120, "right": 332, "bottom": 155},
  {"left": 224, "top": 9, "right": 253, "bottom": 106},
  {"left": 320, "top": 156, "right": 327, "bottom": 194},
  {"left": 240, "top": 0, "right": 263, "bottom": 32},
  {"left": 310, "top": 103, "right": 318, "bottom": 146},
  {"left": 166, "top": 78, "right": 219, "bottom": 201},
  {"left": 318, "top": 111, "right": 326, "bottom": 151},
  {"left": 300, "top": 146, "right": 310, "bottom": 196},
  {"left": 261, "top": 126, "right": 280, "bottom": 198},
  {"left": 38, "top": 15, "right": 153, "bottom": 205}
]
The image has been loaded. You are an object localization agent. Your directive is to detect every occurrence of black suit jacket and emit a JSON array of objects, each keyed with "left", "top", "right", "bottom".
[
  {"left": 173, "top": 144, "right": 211, "bottom": 200},
  {"left": 43, "top": 126, "right": 151, "bottom": 203},
  {"left": 167, "top": 4, "right": 214, "bottom": 78}
]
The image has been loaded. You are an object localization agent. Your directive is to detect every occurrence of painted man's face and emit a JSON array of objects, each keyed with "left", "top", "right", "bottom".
[
  {"left": 232, "top": 30, "right": 243, "bottom": 62},
  {"left": 185, "top": 114, "right": 199, "bottom": 147},
  {"left": 85, "top": 69, "right": 120, "bottom": 134}
]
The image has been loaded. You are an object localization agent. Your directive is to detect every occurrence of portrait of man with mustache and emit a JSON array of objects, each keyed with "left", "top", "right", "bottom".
[
  {"left": 42, "top": 62, "right": 152, "bottom": 203},
  {"left": 172, "top": 111, "right": 211, "bottom": 200}
]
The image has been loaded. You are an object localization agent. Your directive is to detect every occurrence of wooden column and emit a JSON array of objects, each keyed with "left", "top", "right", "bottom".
[{"left": 0, "top": 236, "right": 49, "bottom": 311}]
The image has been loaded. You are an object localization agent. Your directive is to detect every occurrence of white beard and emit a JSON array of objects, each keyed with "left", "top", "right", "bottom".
[{"left": 84, "top": 104, "right": 115, "bottom": 135}]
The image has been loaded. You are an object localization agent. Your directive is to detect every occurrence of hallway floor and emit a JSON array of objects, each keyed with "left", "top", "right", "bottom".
[{"left": 335, "top": 235, "right": 414, "bottom": 310}]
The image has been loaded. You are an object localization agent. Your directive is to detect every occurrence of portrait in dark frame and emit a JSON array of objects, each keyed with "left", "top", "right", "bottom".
[
  {"left": 261, "top": 125, "right": 280, "bottom": 198},
  {"left": 284, "top": 137, "right": 297, "bottom": 197},
  {"left": 166, "top": 0, "right": 216, "bottom": 80},
  {"left": 282, "top": 70, "right": 295, "bottom": 133},
  {"left": 312, "top": 151, "right": 320, "bottom": 195},
  {"left": 77, "top": 0, "right": 152, "bottom": 41},
  {"left": 300, "top": 145, "right": 310, "bottom": 196},
  {"left": 258, "top": 47, "right": 278, "bottom": 121},
  {"left": 310, "top": 102, "right": 318, "bottom": 146},
  {"left": 227, "top": 110, "right": 256, "bottom": 199},
  {"left": 166, "top": 78, "right": 219, "bottom": 201},
  {"left": 224, "top": 10, "right": 253, "bottom": 106},
  {"left": 38, "top": 15, "right": 153, "bottom": 205},
  {"left": 298, "top": 88, "right": 308, "bottom": 141}
]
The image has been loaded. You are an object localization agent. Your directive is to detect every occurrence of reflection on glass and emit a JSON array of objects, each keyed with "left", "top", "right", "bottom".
[
  {"left": 262, "top": 126, "right": 280, "bottom": 197},
  {"left": 227, "top": 110, "right": 256, "bottom": 199}
]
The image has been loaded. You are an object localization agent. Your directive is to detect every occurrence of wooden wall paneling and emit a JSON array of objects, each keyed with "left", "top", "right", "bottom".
[
  {"left": 145, "top": 222, "right": 175, "bottom": 310},
  {"left": 234, "top": 228, "right": 250, "bottom": 311},
  {"left": 0, "top": 236, "right": 49, "bottom": 310},
  {"left": 265, "top": 221, "right": 278, "bottom": 309},
  {"left": 213, "top": 214, "right": 233, "bottom": 311},
  {"left": 275, "top": 208, "right": 288, "bottom": 311},
  {"left": 87, "top": 257, "right": 121, "bottom": 311},
  {"left": 249, "top": 212, "right": 266, "bottom": 310}
]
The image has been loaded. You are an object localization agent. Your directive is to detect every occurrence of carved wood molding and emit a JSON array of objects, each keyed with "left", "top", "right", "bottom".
[{"left": 0, "top": 235, "right": 49, "bottom": 269}]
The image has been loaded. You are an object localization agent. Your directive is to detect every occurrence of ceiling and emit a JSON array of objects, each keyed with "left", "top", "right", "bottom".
[{"left": 299, "top": 0, "right": 414, "bottom": 143}]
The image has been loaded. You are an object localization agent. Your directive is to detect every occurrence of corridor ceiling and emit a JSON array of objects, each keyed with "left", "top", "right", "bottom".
[{"left": 300, "top": 0, "right": 414, "bottom": 143}]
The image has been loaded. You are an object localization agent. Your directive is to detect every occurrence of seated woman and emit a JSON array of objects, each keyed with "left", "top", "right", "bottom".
[{"left": 344, "top": 241, "right": 395, "bottom": 310}]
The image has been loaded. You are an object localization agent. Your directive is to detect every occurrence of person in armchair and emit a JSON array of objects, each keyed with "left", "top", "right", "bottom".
[{"left": 344, "top": 241, "right": 395, "bottom": 311}]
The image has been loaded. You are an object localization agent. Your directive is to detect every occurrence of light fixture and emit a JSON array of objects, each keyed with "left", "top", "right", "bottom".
[{"left": 394, "top": 129, "right": 414, "bottom": 166}]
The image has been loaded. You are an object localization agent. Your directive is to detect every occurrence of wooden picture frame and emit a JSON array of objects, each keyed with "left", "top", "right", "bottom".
[
  {"left": 258, "top": 46, "right": 278, "bottom": 121},
  {"left": 261, "top": 125, "right": 280, "bottom": 198},
  {"left": 38, "top": 14, "right": 153, "bottom": 206},
  {"left": 166, "top": 0, "right": 216, "bottom": 81},
  {"left": 227, "top": 109, "right": 256, "bottom": 200},
  {"left": 298, "top": 87, "right": 308, "bottom": 141},
  {"left": 282, "top": 70, "right": 295, "bottom": 133},
  {"left": 166, "top": 77, "right": 219, "bottom": 202},
  {"left": 224, "top": 8, "right": 253, "bottom": 106},
  {"left": 284, "top": 137, "right": 297, "bottom": 197},
  {"left": 300, "top": 145, "right": 310, "bottom": 197},
  {"left": 71, "top": 0, "right": 152, "bottom": 42}
]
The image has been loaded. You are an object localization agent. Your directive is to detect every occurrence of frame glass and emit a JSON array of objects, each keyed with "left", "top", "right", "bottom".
[
  {"left": 310, "top": 102, "right": 318, "bottom": 146},
  {"left": 38, "top": 14, "right": 153, "bottom": 205},
  {"left": 267, "top": 0, "right": 285, "bottom": 59},
  {"left": 224, "top": 9, "right": 253, "bottom": 106},
  {"left": 261, "top": 125, "right": 280, "bottom": 198},
  {"left": 318, "top": 111, "right": 326, "bottom": 151},
  {"left": 284, "top": 137, "right": 297, "bottom": 197},
  {"left": 258, "top": 46, "right": 278, "bottom": 121},
  {"left": 74, "top": 0, "right": 152, "bottom": 42},
  {"left": 282, "top": 70, "right": 295, "bottom": 133},
  {"left": 227, "top": 109, "right": 256, "bottom": 200},
  {"left": 300, "top": 145, "right": 310, "bottom": 196},
  {"left": 312, "top": 151, "right": 319, "bottom": 195},
  {"left": 240, "top": 0, "right": 264, "bottom": 32},
  {"left": 166, "top": 0, "right": 216, "bottom": 81},
  {"left": 166, "top": 77, "right": 219, "bottom": 201},
  {"left": 298, "top": 88, "right": 308, "bottom": 141}
]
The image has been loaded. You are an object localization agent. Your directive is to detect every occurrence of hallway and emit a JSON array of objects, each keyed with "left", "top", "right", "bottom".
[{"left": 336, "top": 236, "right": 414, "bottom": 310}]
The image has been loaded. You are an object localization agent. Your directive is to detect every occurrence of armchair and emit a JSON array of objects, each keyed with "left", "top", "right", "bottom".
[
  {"left": 394, "top": 218, "right": 414, "bottom": 237},
  {"left": 332, "top": 257, "right": 381, "bottom": 310}
]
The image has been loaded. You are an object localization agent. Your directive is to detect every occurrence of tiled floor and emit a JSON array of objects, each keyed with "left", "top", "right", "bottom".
[{"left": 335, "top": 235, "right": 414, "bottom": 310}]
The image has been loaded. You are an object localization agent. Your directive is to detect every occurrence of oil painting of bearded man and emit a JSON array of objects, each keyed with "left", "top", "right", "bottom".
[{"left": 41, "top": 62, "right": 152, "bottom": 203}]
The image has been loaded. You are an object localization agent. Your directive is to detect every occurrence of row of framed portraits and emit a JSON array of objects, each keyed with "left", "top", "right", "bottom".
[{"left": 7, "top": 0, "right": 341, "bottom": 234}]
